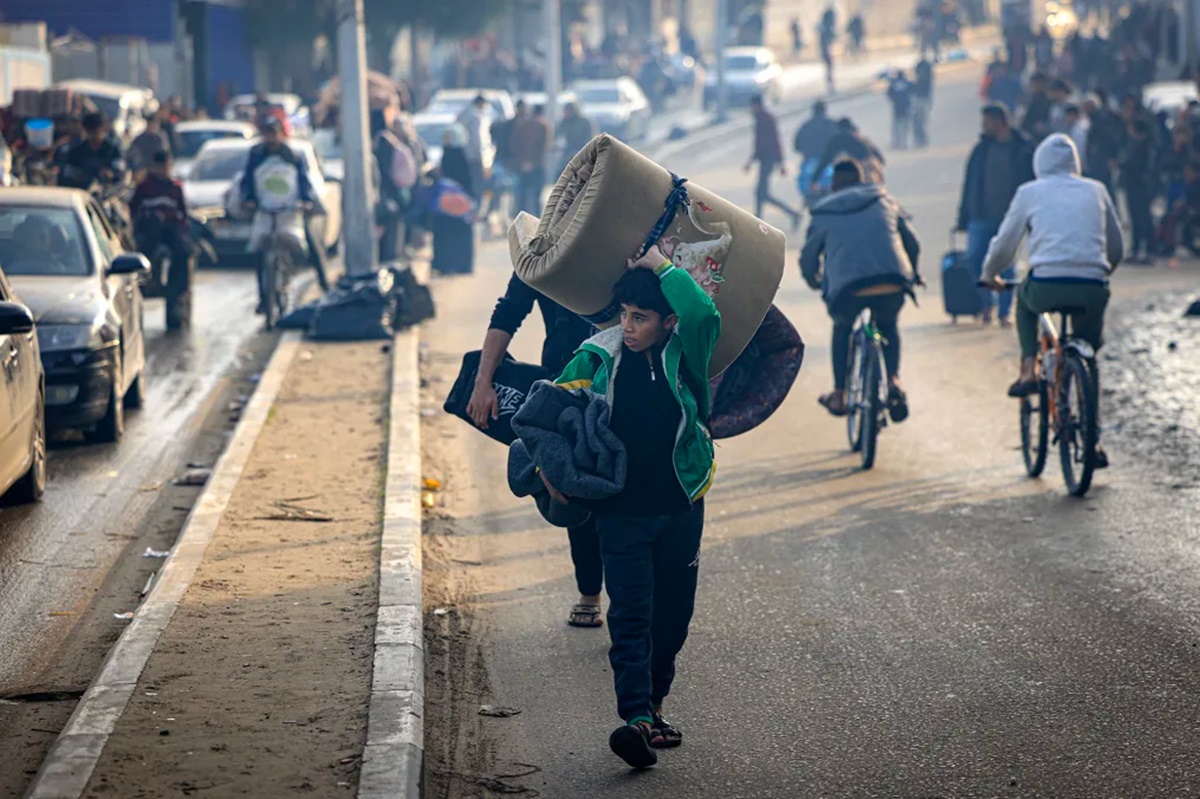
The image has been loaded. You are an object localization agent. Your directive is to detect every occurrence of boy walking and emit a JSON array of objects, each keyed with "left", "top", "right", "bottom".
[{"left": 546, "top": 245, "right": 720, "bottom": 768}]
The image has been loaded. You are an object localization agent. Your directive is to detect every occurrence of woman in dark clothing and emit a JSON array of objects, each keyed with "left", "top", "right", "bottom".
[{"left": 431, "top": 124, "right": 476, "bottom": 275}]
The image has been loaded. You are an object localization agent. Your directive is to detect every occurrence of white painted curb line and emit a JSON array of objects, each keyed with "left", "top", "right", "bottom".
[
  {"left": 358, "top": 326, "right": 423, "bottom": 799},
  {"left": 24, "top": 331, "right": 303, "bottom": 799}
]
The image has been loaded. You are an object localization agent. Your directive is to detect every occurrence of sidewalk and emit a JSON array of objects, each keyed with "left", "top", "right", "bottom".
[{"left": 25, "top": 331, "right": 404, "bottom": 798}]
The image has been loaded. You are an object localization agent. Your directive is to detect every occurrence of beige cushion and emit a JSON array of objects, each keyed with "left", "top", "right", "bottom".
[{"left": 507, "top": 134, "right": 786, "bottom": 376}]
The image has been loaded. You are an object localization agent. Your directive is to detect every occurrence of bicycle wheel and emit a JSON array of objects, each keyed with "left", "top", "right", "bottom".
[
  {"left": 859, "top": 343, "right": 882, "bottom": 471},
  {"left": 1020, "top": 382, "right": 1050, "bottom": 477},
  {"left": 846, "top": 332, "right": 865, "bottom": 452},
  {"left": 273, "top": 251, "right": 291, "bottom": 322},
  {"left": 1058, "top": 354, "right": 1098, "bottom": 497},
  {"left": 262, "top": 248, "right": 280, "bottom": 331}
]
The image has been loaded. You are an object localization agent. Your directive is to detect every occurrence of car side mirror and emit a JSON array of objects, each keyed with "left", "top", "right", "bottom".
[
  {"left": 108, "top": 253, "right": 152, "bottom": 277},
  {"left": 0, "top": 301, "right": 35, "bottom": 335}
]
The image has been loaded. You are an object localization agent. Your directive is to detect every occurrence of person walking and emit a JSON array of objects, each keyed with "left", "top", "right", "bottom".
[
  {"left": 1084, "top": 90, "right": 1123, "bottom": 198},
  {"left": 794, "top": 100, "right": 840, "bottom": 204},
  {"left": 1121, "top": 117, "right": 1156, "bottom": 264},
  {"left": 790, "top": 18, "right": 804, "bottom": 58},
  {"left": 510, "top": 103, "right": 552, "bottom": 215},
  {"left": 957, "top": 104, "right": 1036, "bottom": 325},
  {"left": 887, "top": 70, "right": 915, "bottom": 150},
  {"left": 746, "top": 95, "right": 800, "bottom": 230},
  {"left": 912, "top": 56, "right": 934, "bottom": 148},
  {"left": 558, "top": 102, "right": 594, "bottom": 173},
  {"left": 819, "top": 6, "right": 837, "bottom": 92},
  {"left": 456, "top": 95, "right": 493, "bottom": 201}
]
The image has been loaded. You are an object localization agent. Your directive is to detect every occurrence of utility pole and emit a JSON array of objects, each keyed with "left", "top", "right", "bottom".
[
  {"left": 544, "top": 0, "right": 563, "bottom": 149},
  {"left": 336, "top": 0, "right": 378, "bottom": 277},
  {"left": 714, "top": 0, "right": 728, "bottom": 122}
]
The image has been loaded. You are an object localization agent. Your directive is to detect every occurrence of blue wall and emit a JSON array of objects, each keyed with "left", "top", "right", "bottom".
[
  {"left": 204, "top": 3, "right": 255, "bottom": 110},
  {"left": 0, "top": 0, "right": 176, "bottom": 42}
]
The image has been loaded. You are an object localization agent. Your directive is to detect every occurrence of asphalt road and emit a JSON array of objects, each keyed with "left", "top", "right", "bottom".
[
  {"left": 423, "top": 68, "right": 1200, "bottom": 798},
  {"left": 0, "top": 267, "right": 261, "bottom": 691}
]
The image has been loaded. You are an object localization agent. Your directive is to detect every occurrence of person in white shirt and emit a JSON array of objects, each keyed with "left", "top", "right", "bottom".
[{"left": 456, "top": 95, "right": 493, "bottom": 200}]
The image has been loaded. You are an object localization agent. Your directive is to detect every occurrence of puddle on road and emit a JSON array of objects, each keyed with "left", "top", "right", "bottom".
[{"left": 1104, "top": 292, "right": 1200, "bottom": 483}]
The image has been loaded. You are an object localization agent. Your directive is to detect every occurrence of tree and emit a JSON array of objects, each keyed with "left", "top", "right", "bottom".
[{"left": 362, "top": 0, "right": 510, "bottom": 73}]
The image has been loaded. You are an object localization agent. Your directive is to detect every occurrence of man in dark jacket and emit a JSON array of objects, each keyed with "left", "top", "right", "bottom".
[
  {"left": 793, "top": 101, "right": 839, "bottom": 204},
  {"left": 1020, "top": 73, "right": 1054, "bottom": 142},
  {"left": 558, "top": 102, "right": 594, "bottom": 172},
  {"left": 59, "top": 113, "right": 125, "bottom": 189},
  {"left": 746, "top": 95, "right": 799, "bottom": 229},
  {"left": 912, "top": 57, "right": 934, "bottom": 148},
  {"left": 1122, "top": 117, "right": 1156, "bottom": 263},
  {"left": 1084, "top": 90, "right": 1123, "bottom": 198},
  {"left": 814, "top": 117, "right": 885, "bottom": 183},
  {"left": 886, "top": 70, "right": 914, "bottom": 149},
  {"left": 802, "top": 159, "right": 920, "bottom": 420},
  {"left": 957, "top": 104, "right": 1035, "bottom": 324},
  {"left": 467, "top": 273, "right": 603, "bottom": 628}
]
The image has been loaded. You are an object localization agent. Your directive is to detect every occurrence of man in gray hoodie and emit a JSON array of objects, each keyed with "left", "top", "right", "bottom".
[
  {"left": 801, "top": 159, "right": 921, "bottom": 420},
  {"left": 982, "top": 133, "right": 1122, "bottom": 403}
]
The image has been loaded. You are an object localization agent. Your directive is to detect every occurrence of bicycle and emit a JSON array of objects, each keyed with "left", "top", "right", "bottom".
[
  {"left": 247, "top": 203, "right": 306, "bottom": 331},
  {"left": 982, "top": 280, "right": 1101, "bottom": 497},
  {"left": 845, "top": 307, "right": 889, "bottom": 470}
]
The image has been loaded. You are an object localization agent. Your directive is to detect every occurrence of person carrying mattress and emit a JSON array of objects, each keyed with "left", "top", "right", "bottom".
[{"left": 542, "top": 243, "right": 720, "bottom": 770}]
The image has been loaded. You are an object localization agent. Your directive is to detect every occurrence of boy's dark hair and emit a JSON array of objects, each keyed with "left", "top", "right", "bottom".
[
  {"left": 832, "top": 158, "right": 863, "bottom": 190},
  {"left": 152, "top": 150, "right": 170, "bottom": 165},
  {"left": 613, "top": 268, "right": 674, "bottom": 319},
  {"left": 982, "top": 103, "right": 1009, "bottom": 125},
  {"left": 82, "top": 112, "right": 105, "bottom": 131}
]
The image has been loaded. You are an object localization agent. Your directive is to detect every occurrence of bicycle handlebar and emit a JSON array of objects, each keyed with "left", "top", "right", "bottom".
[{"left": 978, "top": 279, "right": 1020, "bottom": 291}]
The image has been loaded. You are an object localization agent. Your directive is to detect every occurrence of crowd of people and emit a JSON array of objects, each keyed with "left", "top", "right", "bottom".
[{"left": 980, "top": 6, "right": 1198, "bottom": 267}]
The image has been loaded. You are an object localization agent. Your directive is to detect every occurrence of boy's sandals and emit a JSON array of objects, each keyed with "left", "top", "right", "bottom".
[
  {"left": 609, "top": 721, "right": 657, "bottom": 769},
  {"left": 649, "top": 711, "right": 683, "bottom": 749},
  {"left": 567, "top": 603, "right": 603, "bottom": 628},
  {"left": 818, "top": 392, "right": 848, "bottom": 417}
]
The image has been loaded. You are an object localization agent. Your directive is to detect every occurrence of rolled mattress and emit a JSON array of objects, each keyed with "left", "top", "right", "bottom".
[{"left": 507, "top": 134, "right": 786, "bottom": 377}]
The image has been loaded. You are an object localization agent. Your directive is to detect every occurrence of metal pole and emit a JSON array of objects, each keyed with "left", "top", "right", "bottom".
[
  {"left": 336, "top": 0, "right": 378, "bottom": 276},
  {"left": 544, "top": 0, "right": 562, "bottom": 142},
  {"left": 715, "top": 0, "right": 728, "bottom": 122}
]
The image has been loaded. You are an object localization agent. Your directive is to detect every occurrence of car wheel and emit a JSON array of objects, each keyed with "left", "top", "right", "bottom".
[
  {"left": 124, "top": 369, "right": 147, "bottom": 410},
  {"left": 86, "top": 357, "right": 125, "bottom": 445},
  {"left": 9, "top": 389, "right": 47, "bottom": 504}
]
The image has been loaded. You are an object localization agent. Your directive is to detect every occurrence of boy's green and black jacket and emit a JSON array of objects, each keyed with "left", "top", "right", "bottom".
[{"left": 555, "top": 261, "right": 722, "bottom": 503}]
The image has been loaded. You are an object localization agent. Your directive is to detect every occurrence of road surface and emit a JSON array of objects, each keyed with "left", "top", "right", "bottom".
[{"left": 420, "top": 67, "right": 1200, "bottom": 798}]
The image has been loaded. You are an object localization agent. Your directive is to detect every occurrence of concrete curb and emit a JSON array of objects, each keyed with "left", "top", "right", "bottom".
[
  {"left": 24, "top": 331, "right": 303, "bottom": 799},
  {"left": 357, "top": 324, "right": 424, "bottom": 797}
]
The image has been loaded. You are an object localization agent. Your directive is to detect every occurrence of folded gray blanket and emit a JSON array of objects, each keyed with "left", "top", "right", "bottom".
[{"left": 507, "top": 380, "right": 627, "bottom": 527}]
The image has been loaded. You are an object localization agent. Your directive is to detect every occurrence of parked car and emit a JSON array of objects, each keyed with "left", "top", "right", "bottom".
[
  {"left": 572, "top": 78, "right": 652, "bottom": 142},
  {"left": 704, "top": 46, "right": 783, "bottom": 108},
  {"left": 171, "top": 120, "right": 258, "bottom": 179},
  {"left": 311, "top": 128, "right": 345, "bottom": 183},
  {"left": 55, "top": 79, "right": 157, "bottom": 143},
  {"left": 425, "top": 88, "right": 516, "bottom": 121},
  {"left": 183, "top": 138, "right": 342, "bottom": 263},
  {"left": 1143, "top": 81, "right": 1200, "bottom": 123},
  {"left": 224, "top": 93, "right": 312, "bottom": 137},
  {"left": 0, "top": 188, "right": 150, "bottom": 444},
  {"left": 0, "top": 267, "right": 45, "bottom": 504}
]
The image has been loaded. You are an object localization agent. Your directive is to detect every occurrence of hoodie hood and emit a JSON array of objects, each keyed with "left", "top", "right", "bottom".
[
  {"left": 1034, "top": 133, "right": 1081, "bottom": 178},
  {"left": 811, "top": 182, "right": 886, "bottom": 215}
]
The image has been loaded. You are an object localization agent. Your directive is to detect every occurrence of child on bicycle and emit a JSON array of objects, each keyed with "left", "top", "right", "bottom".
[
  {"left": 800, "top": 159, "right": 922, "bottom": 422},
  {"left": 542, "top": 245, "right": 720, "bottom": 770}
]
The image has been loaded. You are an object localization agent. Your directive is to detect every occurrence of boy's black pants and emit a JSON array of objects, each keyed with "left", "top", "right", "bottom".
[{"left": 596, "top": 501, "right": 704, "bottom": 722}]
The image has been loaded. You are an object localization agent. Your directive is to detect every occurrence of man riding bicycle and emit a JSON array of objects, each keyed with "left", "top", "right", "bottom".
[
  {"left": 58, "top": 112, "right": 126, "bottom": 190},
  {"left": 801, "top": 159, "right": 921, "bottom": 421},
  {"left": 981, "top": 133, "right": 1122, "bottom": 464},
  {"left": 239, "top": 117, "right": 329, "bottom": 312}
]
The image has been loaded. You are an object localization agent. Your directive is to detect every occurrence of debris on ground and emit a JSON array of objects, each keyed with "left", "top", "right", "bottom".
[
  {"left": 114, "top": 612, "right": 135, "bottom": 620},
  {"left": 143, "top": 548, "right": 171, "bottom": 559},
  {"left": 175, "top": 468, "right": 212, "bottom": 487},
  {"left": 433, "top": 607, "right": 451, "bottom": 616},
  {"left": 256, "top": 499, "right": 335, "bottom": 523},
  {"left": 140, "top": 572, "right": 156, "bottom": 599},
  {"left": 479, "top": 705, "right": 522, "bottom": 718}
]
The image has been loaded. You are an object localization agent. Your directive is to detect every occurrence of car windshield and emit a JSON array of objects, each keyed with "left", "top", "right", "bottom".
[
  {"left": 725, "top": 54, "right": 759, "bottom": 71},
  {"left": 85, "top": 95, "right": 123, "bottom": 123},
  {"left": 312, "top": 130, "right": 342, "bottom": 160},
  {"left": 415, "top": 120, "right": 453, "bottom": 148},
  {"left": 176, "top": 129, "right": 246, "bottom": 158},
  {"left": 191, "top": 148, "right": 250, "bottom": 181},
  {"left": 577, "top": 86, "right": 622, "bottom": 105},
  {"left": 0, "top": 206, "right": 91, "bottom": 276}
]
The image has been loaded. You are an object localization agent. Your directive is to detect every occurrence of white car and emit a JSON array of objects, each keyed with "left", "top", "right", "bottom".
[
  {"left": 183, "top": 138, "right": 342, "bottom": 263},
  {"left": 1143, "top": 81, "right": 1200, "bottom": 121},
  {"left": 704, "top": 47, "right": 783, "bottom": 108},
  {"left": 55, "top": 79, "right": 157, "bottom": 143},
  {"left": 224, "top": 93, "right": 312, "bottom": 137},
  {"left": 572, "top": 78, "right": 651, "bottom": 142},
  {"left": 425, "top": 88, "right": 515, "bottom": 121},
  {"left": 171, "top": 120, "right": 258, "bottom": 179},
  {"left": 311, "top": 129, "right": 344, "bottom": 182}
]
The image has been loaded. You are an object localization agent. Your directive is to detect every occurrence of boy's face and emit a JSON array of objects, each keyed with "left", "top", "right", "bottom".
[{"left": 620, "top": 304, "right": 675, "bottom": 353}]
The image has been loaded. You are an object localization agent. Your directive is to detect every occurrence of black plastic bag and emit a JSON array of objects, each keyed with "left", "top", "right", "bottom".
[
  {"left": 389, "top": 265, "right": 436, "bottom": 329},
  {"left": 310, "top": 271, "right": 397, "bottom": 340},
  {"left": 444, "top": 351, "right": 550, "bottom": 445}
]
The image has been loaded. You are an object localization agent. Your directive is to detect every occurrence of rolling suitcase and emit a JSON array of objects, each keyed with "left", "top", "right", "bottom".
[{"left": 941, "top": 231, "right": 984, "bottom": 322}]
